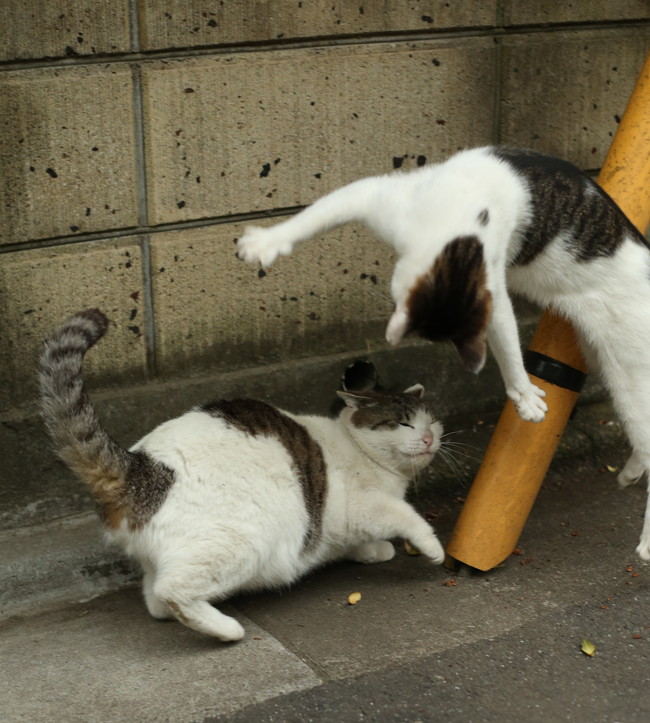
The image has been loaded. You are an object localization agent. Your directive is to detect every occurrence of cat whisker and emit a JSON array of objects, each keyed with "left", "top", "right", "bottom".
[
  {"left": 441, "top": 429, "right": 471, "bottom": 438},
  {"left": 441, "top": 431, "right": 481, "bottom": 446},
  {"left": 435, "top": 446, "right": 468, "bottom": 482},
  {"left": 441, "top": 437, "right": 481, "bottom": 450},
  {"left": 410, "top": 463, "right": 422, "bottom": 490},
  {"left": 438, "top": 435, "right": 483, "bottom": 475},
  {"left": 439, "top": 441, "right": 482, "bottom": 462}
]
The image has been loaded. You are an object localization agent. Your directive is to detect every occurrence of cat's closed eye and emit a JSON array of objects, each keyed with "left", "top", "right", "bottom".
[{"left": 398, "top": 422, "right": 414, "bottom": 428}]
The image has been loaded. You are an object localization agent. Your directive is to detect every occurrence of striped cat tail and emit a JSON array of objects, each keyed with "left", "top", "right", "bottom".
[{"left": 38, "top": 309, "right": 132, "bottom": 527}]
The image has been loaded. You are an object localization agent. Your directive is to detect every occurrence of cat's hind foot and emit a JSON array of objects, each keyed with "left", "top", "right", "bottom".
[
  {"left": 636, "top": 537, "right": 650, "bottom": 561},
  {"left": 145, "top": 594, "right": 175, "bottom": 621},
  {"left": 236, "top": 226, "right": 292, "bottom": 267},
  {"left": 617, "top": 453, "right": 645, "bottom": 488},
  {"left": 507, "top": 383, "right": 547, "bottom": 423},
  {"left": 143, "top": 572, "right": 175, "bottom": 620},
  {"left": 347, "top": 540, "right": 395, "bottom": 564},
  {"left": 165, "top": 598, "right": 246, "bottom": 642},
  {"left": 154, "top": 578, "right": 245, "bottom": 640}
]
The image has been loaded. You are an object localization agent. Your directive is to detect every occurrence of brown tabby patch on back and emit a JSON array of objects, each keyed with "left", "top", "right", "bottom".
[
  {"left": 202, "top": 399, "right": 327, "bottom": 551},
  {"left": 492, "top": 147, "right": 649, "bottom": 264},
  {"left": 405, "top": 235, "right": 493, "bottom": 372}
]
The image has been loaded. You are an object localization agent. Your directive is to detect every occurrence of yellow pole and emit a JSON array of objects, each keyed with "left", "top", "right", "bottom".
[{"left": 446, "top": 52, "right": 650, "bottom": 571}]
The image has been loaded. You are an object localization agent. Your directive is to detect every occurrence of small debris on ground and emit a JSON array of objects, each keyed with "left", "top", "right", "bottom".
[{"left": 581, "top": 638, "right": 596, "bottom": 657}]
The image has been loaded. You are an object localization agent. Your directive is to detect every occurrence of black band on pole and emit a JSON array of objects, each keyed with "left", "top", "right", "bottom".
[{"left": 523, "top": 350, "right": 587, "bottom": 393}]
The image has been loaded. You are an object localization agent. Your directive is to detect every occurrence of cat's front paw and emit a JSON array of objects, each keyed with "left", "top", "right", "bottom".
[
  {"left": 507, "top": 383, "right": 547, "bottom": 423},
  {"left": 236, "top": 226, "right": 291, "bottom": 267},
  {"left": 417, "top": 536, "right": 445, "bottom": 565}
]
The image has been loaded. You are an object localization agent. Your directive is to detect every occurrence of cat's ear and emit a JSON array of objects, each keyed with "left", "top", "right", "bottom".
[
  {"left": 403, "top": 383, "right": 425, "bottom": 398},
  {"left": 385, "top": 307, "right": 410, "bottom": 346},
  {"left": 336, "top": 390, "right": 377, "bottom": 409},
  {"left": 453, "top": 334, "right": 487, "bottom": 374}
]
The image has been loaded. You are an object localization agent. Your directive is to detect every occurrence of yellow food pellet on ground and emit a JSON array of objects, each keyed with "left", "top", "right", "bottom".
[{"left": 581, "top": 638, "right": 596, "bottom": 656}]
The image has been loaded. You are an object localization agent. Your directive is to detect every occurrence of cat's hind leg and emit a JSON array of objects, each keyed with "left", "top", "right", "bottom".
[
  {"left": 142, "top": 568, "right": 174, "bottom": 620},
  {"left": 153, "top": 575, "right": 245, "bottom": 641},
  {"left": 591, "top": 359, "right": 650, "bottom": 559},
  {"left": 637, "top": 488, "right": 650, "bottom": 561},
  {"left": 602, "top": 405, "right": 650, "bottom": 561},
  {"left": 346, "top": 541, "right": 395, "bottom": 564},
  {"left": 613, "top": 449, "right": 650, "bottom": 559},
  {"left": 578, "top": 324, "right": 650, "bottom": 561},
  {"left": 617, "top": 448, "right": 650, "bottom": 560},
  {"left": 617, "top": 449, "right": 646, "bottom": 488},
  {"left": 166, "top": 598, "right": 245, "bottom": 642}
]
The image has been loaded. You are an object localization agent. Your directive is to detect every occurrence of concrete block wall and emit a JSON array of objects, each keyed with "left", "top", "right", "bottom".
[{"left": 1, "top": 2, "right": 649, "bottom": 415}]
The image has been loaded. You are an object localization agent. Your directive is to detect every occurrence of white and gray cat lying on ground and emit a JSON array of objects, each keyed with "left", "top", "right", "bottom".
[
  {"left": 237, "top": 145, "right": 650, "bottom": 560},
  {"left": 39, "top": 309, "right": 445, "bottom": 641}
]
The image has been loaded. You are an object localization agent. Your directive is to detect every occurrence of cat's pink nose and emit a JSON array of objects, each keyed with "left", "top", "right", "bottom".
[{"left": 422, "top": 431, "right": 434, "bottom": 448}]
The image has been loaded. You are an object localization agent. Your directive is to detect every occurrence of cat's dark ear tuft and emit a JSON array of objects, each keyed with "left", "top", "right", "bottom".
[
  {"left": 453, "top": 335, "right": 487, "bottom": 374},
  {"left": 336, "top": 390, "right": 377, "bottom": 409},
  {"left": 403, "top": 383, "right": 425, "bottom": 398}
]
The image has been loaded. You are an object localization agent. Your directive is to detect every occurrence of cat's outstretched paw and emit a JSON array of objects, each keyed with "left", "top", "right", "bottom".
[
  {"left": 418, "top": 537, "right": 445, "bottom": 565},
  {"left": 508, "top": 383, "right": 547, "bottom": 423},
  {"left": 236, "top": 226, "right": 292, "bottom": 267}
]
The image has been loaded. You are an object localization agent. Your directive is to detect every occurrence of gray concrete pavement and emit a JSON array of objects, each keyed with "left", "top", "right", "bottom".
[
  {"left": 2, "top": 400, "right": 649, "bottom": 721},
  {"left": 215, "top": 588, "right": 650, "bottom": 722}
]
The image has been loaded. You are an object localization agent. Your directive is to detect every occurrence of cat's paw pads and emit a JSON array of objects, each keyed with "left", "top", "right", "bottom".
[
  {"left": 236, "top": 226, "right": 290, "bottom": 267},
  {"left": 508, "top": 384, "right": 547, "bottom": 423}
]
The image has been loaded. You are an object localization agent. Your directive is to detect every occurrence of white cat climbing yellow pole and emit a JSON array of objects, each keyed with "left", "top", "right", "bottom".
[{"left": 446, "top": 52, "right": 650, "bottom": 571}]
